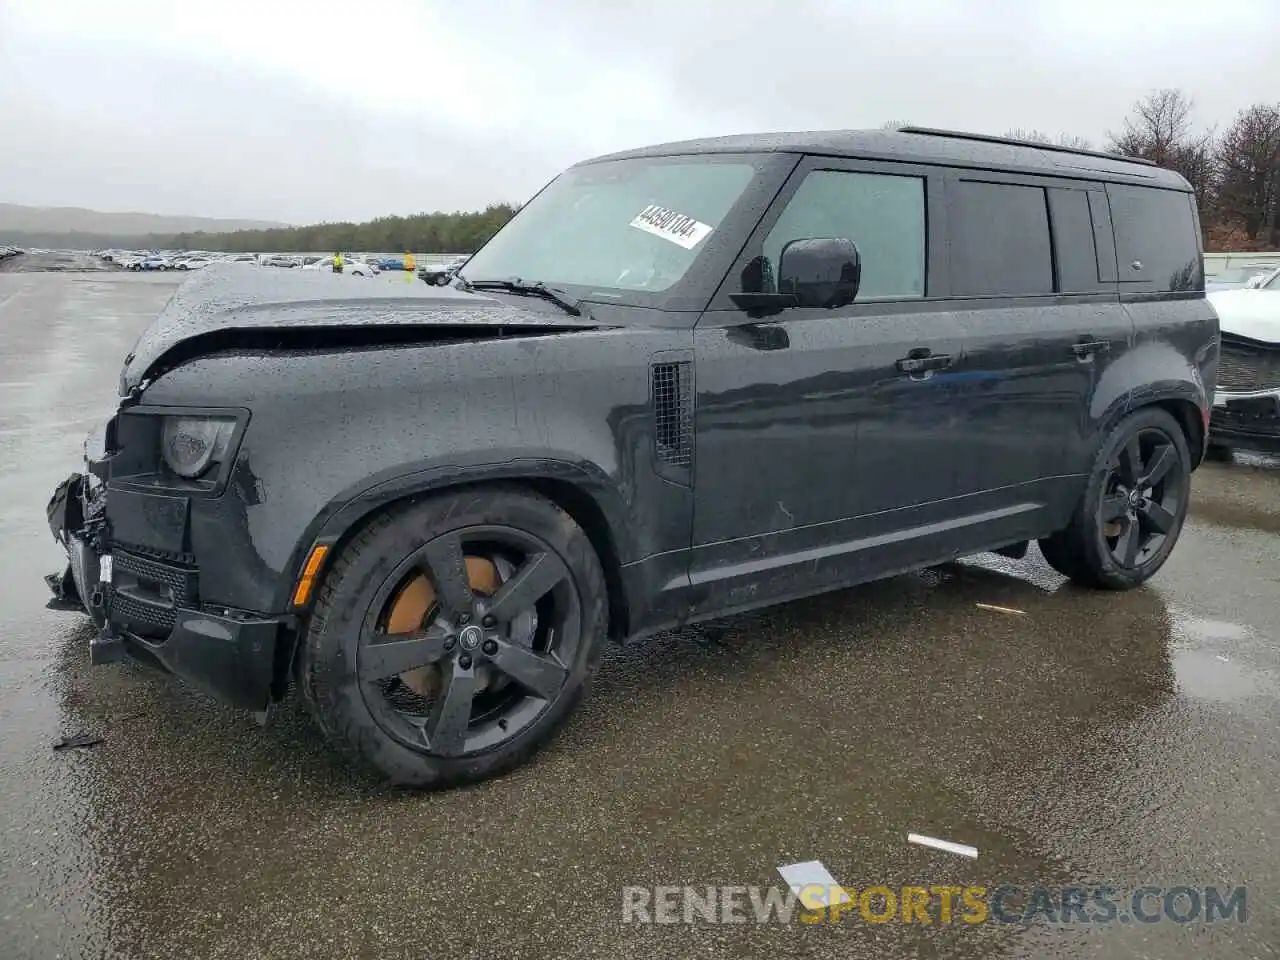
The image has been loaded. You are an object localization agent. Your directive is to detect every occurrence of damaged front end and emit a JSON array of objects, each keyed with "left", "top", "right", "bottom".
[
  {"left": 45, "top": 417, "right": 121, "bottom": 664},
  {"left": 1211, "top": 332, "right": 1280, "bottom": 454}
]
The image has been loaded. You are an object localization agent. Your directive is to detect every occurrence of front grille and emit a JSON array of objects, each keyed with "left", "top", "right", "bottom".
[
  {"left": 111, "top": 590, "right": 178, "bottom": 630},
  {"left": 108, "top": 549, "right": 198, "bottom": 635},
  {"left": 1218, "top": 340, "right": 1280, "bottom": 392}
]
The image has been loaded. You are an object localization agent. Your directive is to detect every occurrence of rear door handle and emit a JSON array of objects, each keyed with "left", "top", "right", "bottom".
[
  {"left": 1072, "top": 339, "right": 1111, "bottom": 358},
  {"left": 896, "top": 350, "right": 953, "bottom": 373}
]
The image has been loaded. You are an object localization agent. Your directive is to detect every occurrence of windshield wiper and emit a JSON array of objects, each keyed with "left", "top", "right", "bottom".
[{"left": 460, "top": 277, "right": 584, "bottom": 317}]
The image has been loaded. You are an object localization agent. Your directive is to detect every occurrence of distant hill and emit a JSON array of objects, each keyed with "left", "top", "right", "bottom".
[{"left": 0, "top": 203, "right": 288, "bottom": 248}]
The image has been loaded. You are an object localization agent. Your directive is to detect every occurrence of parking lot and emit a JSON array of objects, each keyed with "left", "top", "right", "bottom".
[{"left": 2, "top": 270, "right": 1278, "bottom": 959}]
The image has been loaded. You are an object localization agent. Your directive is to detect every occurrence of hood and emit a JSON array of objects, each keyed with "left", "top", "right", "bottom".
[
  {"left": 119, "top": 263, "right": 598, "bottom": 394},
  {"left": 1207, "top": 288, "right": 1280, "bottom": 345}
]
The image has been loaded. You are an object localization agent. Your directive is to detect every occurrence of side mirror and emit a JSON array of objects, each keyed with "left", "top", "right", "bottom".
[{"left": 777, "top": 238, "right": 862, "bottom": 308}]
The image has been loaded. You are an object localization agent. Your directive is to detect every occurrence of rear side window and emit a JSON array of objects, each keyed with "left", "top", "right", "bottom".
[
  {"left": 1047, "top": 188, "right": 1101, "bottom": 293},
  {"left": 950, "top": 181, "right": 1053, "bottom": 296},
  {"left": 1106, "top": 185, "right": 1203, "bottom": 292},
  {"left": 760, "top": 170, "right": 926, "bottom": 300}
]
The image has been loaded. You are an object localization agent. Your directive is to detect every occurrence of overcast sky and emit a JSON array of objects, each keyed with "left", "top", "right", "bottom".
[{"left": 1, "top": 0, "right": 1277, "bottom": 225}]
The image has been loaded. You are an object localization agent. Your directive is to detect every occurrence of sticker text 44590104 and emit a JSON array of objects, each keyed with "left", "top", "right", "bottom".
[{"left": 629, "top": 205, "right": 714, "bottom": 250}]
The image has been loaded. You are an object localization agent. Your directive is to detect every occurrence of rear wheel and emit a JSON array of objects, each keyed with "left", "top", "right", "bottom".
[
  {"left": 299, "top": 486, "right": 608, "bottom": 788},
  {"left": 1038, "top": 407, "right": 1191, "bottom": 589}
]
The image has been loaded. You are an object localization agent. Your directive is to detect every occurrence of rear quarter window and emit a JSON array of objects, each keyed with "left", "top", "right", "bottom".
[{"left": 1106, "top": 185, "right": 1203, "bottom": 292}]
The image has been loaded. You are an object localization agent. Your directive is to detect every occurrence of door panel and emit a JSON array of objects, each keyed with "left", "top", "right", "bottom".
[
  {"left": 688, "top": 157, "right": 961, "bottom": 615},
  {"left": 938, "top": 176, "right": 1127, "bottom": 534},
  {"left": 690, "top": 308, "right": 965, "bottom": 614}
]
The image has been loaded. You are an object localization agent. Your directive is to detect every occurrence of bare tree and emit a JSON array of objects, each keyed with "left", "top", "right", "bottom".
[
  {"left": 1215, "top": 104, "right": 1280, "bottom": 246},
  {"left": 1107, "top": 88, "right": 1216, "bottom": 210},
  {"left": 1005, "top": 129, "right": 1094, "bottom": 150}
]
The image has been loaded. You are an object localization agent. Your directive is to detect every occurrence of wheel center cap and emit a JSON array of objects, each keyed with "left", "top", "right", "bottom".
[
  {"left": 458, "top": 625, "right": 483, "bottom": 651},
  {"left": 1128, "top": 489, "right": 1144, "bottom": 508}
]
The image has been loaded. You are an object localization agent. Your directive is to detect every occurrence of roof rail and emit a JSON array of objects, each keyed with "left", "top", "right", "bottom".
[{"left": 896, "top": 126, "right": 1158, "bottom": 167}]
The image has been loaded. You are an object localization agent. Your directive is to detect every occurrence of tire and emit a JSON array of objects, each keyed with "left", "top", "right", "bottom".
[
  {"left": 1038, "top": 407, "right": 1191, "bottom": 589},
  {"left": 299, "top": 485, "right": 608, "bottom": 788},
  {"left": 435, "top": 274, "right": 450, "bottom": 286}
]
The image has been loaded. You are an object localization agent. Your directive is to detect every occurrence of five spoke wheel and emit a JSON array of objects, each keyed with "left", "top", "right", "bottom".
[
  {"left": 1098, "top": 430, "right": 1183, "bottom": 569},
  {"left": 359, "top": 527, "right": 581, "bottom": 759}
]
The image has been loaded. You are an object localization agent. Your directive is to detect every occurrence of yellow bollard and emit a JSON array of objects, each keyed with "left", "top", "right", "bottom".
[{"left": 404, "top": 251, "right": 416, "bottom": 284}]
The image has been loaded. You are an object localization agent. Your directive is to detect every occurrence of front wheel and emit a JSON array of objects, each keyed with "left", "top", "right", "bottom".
[
  {"left": 1038, "top": 407, "right": 1191, "bottom": 589},
  {"left": 299, "top": 486, "right": 608, "bottom": 788}
]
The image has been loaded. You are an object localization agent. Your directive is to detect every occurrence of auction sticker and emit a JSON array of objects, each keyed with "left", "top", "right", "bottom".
[{"left": 629, "top": 205, "right": 713, "bottom": 249}]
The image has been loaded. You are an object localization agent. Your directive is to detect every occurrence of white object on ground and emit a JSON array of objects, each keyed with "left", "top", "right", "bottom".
[
  {"left": 907, "top": 833, "right": 979, "bottom": 859},
  {"left": 975, "top": 602, "right": 1026, "bottom": 615},
  {"left": 776, "top": 860, "right": 851, "bottom": 908}
]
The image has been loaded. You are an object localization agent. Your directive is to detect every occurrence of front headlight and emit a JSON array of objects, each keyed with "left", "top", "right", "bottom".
[{"left": 160, "top": 416, "right": 236, "bottom": 479}]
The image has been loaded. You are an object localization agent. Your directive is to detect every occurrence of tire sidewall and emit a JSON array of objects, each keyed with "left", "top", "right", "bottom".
[
  {"left": 302, "top": 487, "right": 607, "bottom": 787},
  {"left": 1083, "top": 408, "right": 1192, "bottom": 587}
]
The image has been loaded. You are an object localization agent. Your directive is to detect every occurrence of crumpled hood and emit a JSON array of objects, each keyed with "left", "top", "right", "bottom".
[
  {"left": 1207, "top": 289, "right": 1280, "bottom": 344},
  {"left": 119, "top": 263, "right": 598, "bottom": 394}
]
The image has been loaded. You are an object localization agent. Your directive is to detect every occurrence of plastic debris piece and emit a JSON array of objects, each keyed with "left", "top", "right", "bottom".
[
  {"left": 52, "top": 733, "right": 105, "bottom": 751},
  {"left": 975, "top": 603, "right": 1026, "bottom": 615},
  {"left": 776, "top": 860, "right": 851, "bottom": 908},
  {"left": 907, "top": 833, "right": 978, "bottom": 859}
]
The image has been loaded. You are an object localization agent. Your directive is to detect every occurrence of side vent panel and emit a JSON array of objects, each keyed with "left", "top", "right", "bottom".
[{"left": 650, "top": 358, "right": 694, "bottom": 484}]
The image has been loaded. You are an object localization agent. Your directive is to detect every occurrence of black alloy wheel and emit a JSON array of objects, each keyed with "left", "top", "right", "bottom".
[
  {"left": 1039, "top": 407, "right": 1192, "bottom": 589},
  {"left": 299, "top": 487, "right": 607, "bottom": 787}
]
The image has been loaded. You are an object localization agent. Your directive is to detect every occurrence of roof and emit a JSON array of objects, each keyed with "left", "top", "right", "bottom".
[{"left": 583, "top": 127, "right": 1190, "bottom": 191}]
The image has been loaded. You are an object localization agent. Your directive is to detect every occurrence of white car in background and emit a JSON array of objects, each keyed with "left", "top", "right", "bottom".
[
  {"left": 302, "top": 256, "right": 378, "bottom": 277},
  {"left": 173, "top": 257, "right": 215, "bottom": 270},
  {"left": 1207, "top": 266, "right": 1280, "bottom": 456}
]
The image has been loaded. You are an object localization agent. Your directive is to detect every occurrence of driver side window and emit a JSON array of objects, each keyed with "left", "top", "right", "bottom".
[{"left": 748, "top": 169, "right": 927, "bottom": 300}]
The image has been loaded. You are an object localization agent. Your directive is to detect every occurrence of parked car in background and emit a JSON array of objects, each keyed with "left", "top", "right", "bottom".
[
  {"left": 1207, "top": 266, "right": 1280, "bottom": 456},
  {"left": 175, "top": 257, "right": 215, "bottom": 271},
  {"left": 45, "top": 127, "right": 1215, "bottom": 789},
  {"left": 302, "top": 255, "right": 378, "bottom": 277},
  {"left": 262, "top": 255, "right": 300, "bottom": 268},
  {"left": 130, "top": 256, "right": 172, "bottom": 271},
  {"left": 377, "top": 256, "right": 407, "bottom": 271},
  {"left": 418, "top": 256, "right": 468, "bottom": 286},
  {"left": 1206, "top": 265, "right": 1276, "bottom": 292}
]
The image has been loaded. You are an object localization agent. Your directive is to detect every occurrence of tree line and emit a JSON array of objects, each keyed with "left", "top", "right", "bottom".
[
  {"left": 158, "top": 203, "right": 520, "bottom": 254},
  {"left": 898, "top": 89, "right": 1280, "bottom": 252}
]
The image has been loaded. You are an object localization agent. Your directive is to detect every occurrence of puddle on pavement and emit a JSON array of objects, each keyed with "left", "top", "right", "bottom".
[{"left": 1169, "top": 613, "right": 1279, "bottom": 705}]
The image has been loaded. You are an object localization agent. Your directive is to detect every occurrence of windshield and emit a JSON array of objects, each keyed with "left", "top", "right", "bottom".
[{"left": 460, "top": 156, "right": 761, "bottom": 295}]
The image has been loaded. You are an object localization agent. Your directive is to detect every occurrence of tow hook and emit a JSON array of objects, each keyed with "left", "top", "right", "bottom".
[{"left": 89, "top": 622, "right": 125, "bottom": 665}]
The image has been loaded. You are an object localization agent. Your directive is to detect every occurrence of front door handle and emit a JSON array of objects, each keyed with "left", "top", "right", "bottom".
[
  {"left": 896, "top": 349, "right": 953, "bottom": 373},
  {"left": 1072, "top": 339, "right": 1111, "bottom": 358}
]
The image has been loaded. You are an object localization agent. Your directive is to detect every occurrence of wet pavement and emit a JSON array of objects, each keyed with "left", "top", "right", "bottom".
[{"left": 2, "top": 272, "right": 1278, "bottom": 959}]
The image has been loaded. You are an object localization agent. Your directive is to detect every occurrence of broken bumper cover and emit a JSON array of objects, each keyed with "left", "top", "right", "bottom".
[
  {"left": 1210, "top": 389, "right": 1280, "bottom": 453},
  {"left": 105, "top": 605, "right": 286, "bottom": 711},
  {"left": 47, "top": 467, "right": 287, "bottom": 711}
]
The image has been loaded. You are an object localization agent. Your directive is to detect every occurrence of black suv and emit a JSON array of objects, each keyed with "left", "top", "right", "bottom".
[{"left": 46, "top": 128, "right": 1218, "bottom": 787}]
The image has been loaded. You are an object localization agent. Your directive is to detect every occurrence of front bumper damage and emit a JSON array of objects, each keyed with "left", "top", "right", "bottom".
[
  {"left": 45, "top": 422, "right": 290, "bottom": 711},
  {"left": 1210, "top": 390, "right": 1280, "bottom": 454}
]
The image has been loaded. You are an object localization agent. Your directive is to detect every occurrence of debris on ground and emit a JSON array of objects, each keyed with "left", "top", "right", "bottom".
[
  {"left": 907, "top": 833, "right": 979, "bottom": 858},
  {"left": 52, "top": 733, "right": 105, "bottom": 751},
  {"left": 975, "top": 602, "right": 1026, "bottom": 616},
  {"left": 776, "top": 860, "right": 851, "bottom": 908}
]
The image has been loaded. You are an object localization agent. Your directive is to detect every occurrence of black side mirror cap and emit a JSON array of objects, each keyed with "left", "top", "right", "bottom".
[{"left": 778, "top": 237, "right": 862, "bottom": 308}]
